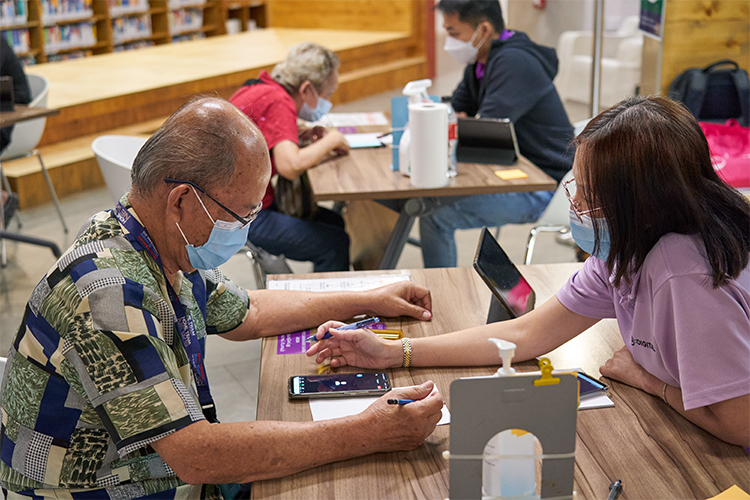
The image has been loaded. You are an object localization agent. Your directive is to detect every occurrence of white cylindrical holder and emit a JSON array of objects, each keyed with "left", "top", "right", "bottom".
[{"left": 408, "top": 102, "right": 448, "bottom": 188}]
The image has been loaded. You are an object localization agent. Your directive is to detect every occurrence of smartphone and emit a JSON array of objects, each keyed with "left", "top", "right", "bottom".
[
  {"left": 288, "top": 372, "right": 391, "bottom": 399},
  {"left": 577, "top": 371, "right": 608, "bottom": 398}
]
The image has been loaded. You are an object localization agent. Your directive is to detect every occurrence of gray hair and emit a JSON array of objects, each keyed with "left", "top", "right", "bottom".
[
  {"left": 271, "top": 42, "right": 340, "bottom": 95},
  {"left": 131, "top": 96, "right": 239, "bottom": 196}
]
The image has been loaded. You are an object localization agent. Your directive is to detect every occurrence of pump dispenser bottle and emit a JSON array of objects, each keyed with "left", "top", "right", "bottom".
[
  {"left": 483, "top": 339, "right": 537, "bottom": 499},
  {"left": 398, "top": 79, "right": 432, "bottom": 176}
]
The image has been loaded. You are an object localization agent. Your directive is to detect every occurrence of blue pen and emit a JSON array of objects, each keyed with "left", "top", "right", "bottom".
[
  {"left": 306, "top": 317, "right": 380, "bottom": 342},
  {"left": 387, "top": 399, "right": 414, "bottom": 405}
]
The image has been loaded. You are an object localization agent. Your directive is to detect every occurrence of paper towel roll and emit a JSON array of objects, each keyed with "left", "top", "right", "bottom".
[{"left": 408, "top": 102, "right": 449, "bottom": 188}]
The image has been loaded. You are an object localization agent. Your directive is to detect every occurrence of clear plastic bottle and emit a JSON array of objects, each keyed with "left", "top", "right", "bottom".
[{"left": 442, "top": 96, "right": 458, "bottom": 177}]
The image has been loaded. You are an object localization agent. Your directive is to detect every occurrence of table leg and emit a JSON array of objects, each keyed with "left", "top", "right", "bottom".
[{"left": 378, "top": 210, "right": 416, "bottom": 270}]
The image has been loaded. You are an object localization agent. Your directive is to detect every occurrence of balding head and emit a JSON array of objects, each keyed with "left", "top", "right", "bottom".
[{"left": 131, "top": 96, "right": 269, "bottom": 198}]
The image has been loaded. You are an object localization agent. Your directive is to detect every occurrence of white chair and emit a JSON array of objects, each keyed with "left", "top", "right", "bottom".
[
  {"left": 524, "top": 169, "right": 574, "bottom": 265},
  {"left": 91, "top": 135, "right": 148, "bottom": 203},
  {"left": 0, "top": 73, "right": 68, "bottom": 233}
]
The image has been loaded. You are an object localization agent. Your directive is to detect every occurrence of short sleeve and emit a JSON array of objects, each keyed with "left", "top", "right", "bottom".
[
  {"left": 556, "top": 257, "right": 617, "bottom": 319},
  {"left": 652, "top": 274, "right": 750, "bottom": 410},
  {"left": 205, "top": 271, "right": 249, "bottom": 334}
]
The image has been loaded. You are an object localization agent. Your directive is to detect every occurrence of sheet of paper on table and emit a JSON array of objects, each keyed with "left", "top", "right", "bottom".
[
  {"left": 345, "top": 133, "right": 385, "bottom": 148},
  {"left": 311, "top": 112, "right": 389, "bottom": 127},
  {"left": 267, "top": 272, "right": 411, "bottom": 292},
  {"left": 309, "top": 397, "right": 451, "bottom": 426}
]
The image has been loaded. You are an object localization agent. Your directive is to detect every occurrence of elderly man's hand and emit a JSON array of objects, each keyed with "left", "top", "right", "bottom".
[
  {"left": 367, "top": 281, "right": 432, "bottom": 321},
  {"left": 356, "top": 381, "right": 443, "bottom": 452}
]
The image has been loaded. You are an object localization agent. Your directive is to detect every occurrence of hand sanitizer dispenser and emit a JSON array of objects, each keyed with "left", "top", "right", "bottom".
[
  {"left": 398, "top": 79, "right": 432, "bottom": 176},
  {"left": 483, "top": 339, "right": 537, "bottom": 499}
]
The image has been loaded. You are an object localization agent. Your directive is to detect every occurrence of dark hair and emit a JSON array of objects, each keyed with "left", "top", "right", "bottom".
[
  {"left": 436, "top": 0, "right": 505, "bottom": 33},
  {"left": 575, "top": 95, "right": 750, "bottom": 288}
]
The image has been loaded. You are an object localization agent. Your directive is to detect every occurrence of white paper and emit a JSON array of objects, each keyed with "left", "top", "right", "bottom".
[
  {"left": 267, "top": 273, "right": 411, "bottom": 292},
  {"left": 408, "top": 102, "right": 449, "bottom": 188},
  {"left": 309, "top": 397, "right": 451, "bottom": 425},
  {"left": 345, "top": 133, "right": 385, "bottom": 149},
  {"left": 311, "top": 112, "right": 389, "bottom": 127}
]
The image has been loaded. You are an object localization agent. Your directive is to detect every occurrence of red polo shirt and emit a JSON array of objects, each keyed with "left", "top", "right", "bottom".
[{"left": 229, "top": 70, "right": 299, "bottom": 209}]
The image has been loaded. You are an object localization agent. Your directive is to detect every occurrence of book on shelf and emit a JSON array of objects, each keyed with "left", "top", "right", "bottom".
[
  {"left": 0, "top": 0, "right": 27, "bottom": 26},
  {"left": 109, "top": 0, "right": 150, "bottom": 17},
  {"left": 1, "top": 27, "right": 30, "bottom": 53},
  {"left": 40, "top": 0, "right": 94, "bottom": 24},
  {"left": 168, "top": 7, "right": 202, "bottom": 34},
  {"left": 43, "top": 21, "right": 97, "bottom": 53}
]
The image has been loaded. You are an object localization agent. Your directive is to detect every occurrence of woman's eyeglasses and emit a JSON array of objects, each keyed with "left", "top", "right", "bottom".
[
  {"left": 164, "top": 178, "right": 262, "bottom": 228},
  {"left": 562, "top": 177, "right": 600, "bottom": 221}
]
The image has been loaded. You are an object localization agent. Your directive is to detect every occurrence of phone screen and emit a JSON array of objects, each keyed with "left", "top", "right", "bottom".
[
  {"left": 288, "top": 372, "right": 391, "bottom": 399},
  {"left": 577, "top": 372, "right": 608, "bottom": 397}
]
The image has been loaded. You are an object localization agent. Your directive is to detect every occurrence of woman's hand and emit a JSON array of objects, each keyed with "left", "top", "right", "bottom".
[
  {"left": 366, "top": 281, "right": 432, "bottom": 321},
  {"left": 306, "top": 321, "right": 404, "bottom": 369},
  {"left": 600, "top": 346, "right": 662, "bottom": 396}
]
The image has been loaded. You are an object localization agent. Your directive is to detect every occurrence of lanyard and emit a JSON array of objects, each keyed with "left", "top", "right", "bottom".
[{"left": 113, "top": 202, "right": 218, "bottom": 422}]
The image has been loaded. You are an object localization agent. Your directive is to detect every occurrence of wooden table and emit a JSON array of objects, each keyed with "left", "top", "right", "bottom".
[
  {"left": 253, "top": 265, "right": 749, "bottom": 500},
  {"left": 0, "top": 105, "right": 60, "bottom": 127},
  {"left": 307, "top": 135, "right": 557, "bottom": 269},
  {"left": 1, "top": 105, "right": 63, "bottom": 262}
]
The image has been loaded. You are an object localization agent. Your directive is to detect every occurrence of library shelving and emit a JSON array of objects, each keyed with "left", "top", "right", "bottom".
[{"left": 0, "top": 0, "right": 266, "bottom": 64}]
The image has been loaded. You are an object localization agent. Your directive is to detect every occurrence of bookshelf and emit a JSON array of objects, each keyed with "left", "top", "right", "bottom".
[
  {"left": 0, "top": 0, "right": 240, "bottom": 64},
  {"left": 223, "top": 0, "right": 266, "bottom": 34}
]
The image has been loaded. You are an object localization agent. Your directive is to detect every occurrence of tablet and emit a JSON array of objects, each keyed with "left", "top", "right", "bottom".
[
  {"left": 473, "top": 227, "right": 535, "bottom": 323},
  {"left": 456, "top": 117, "right": 520, "bottom": 165}
]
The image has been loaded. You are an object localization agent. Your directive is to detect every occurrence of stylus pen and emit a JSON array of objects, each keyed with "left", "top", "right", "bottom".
[
  {"left": 307, "top": 317, "right": 380, "bottom": 342},
  {"left": 607, "top": 480, "right": 622, "bottom": 500},
  {"left": 387, "top": 399, "right": 414, "bottom": 405}
]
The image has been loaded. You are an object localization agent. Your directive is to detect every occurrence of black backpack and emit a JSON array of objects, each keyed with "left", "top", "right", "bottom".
[{"left": 668, "top": 60, "right": 750, "bottom": 127}]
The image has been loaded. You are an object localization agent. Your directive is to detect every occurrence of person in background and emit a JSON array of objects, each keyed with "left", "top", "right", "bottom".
[
  {"left": 420, "top": 0, "right": 574, "bottom": 268},
  {"left": 230, "top": 42, "right": 351, "bottom": 272},
  {"left": 0, "top": 36, "right": 31, "bottom": 226},
  {"left": 308, "top": 96, "right": 750, "bottom": 448},
  {"left": 0, "top": 97, "right": 443, "bottom": 499}
]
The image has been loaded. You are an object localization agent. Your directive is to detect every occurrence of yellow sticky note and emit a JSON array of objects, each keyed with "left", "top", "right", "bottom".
[
  {"left": 495, "top": 169, "right": 528, "bottom": 180},
  {"left": 708, "top": 485, "right": 750, "bottom": 500}
]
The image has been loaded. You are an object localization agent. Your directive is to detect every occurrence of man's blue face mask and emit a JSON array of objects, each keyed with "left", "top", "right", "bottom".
[
  {"left": 299, "top": 84, "right": 332, "bottom": 122},
  {"left": 176, "top": 186, "right": 251, "bottom": 270},
  {"left": 568, "top": 209, "right": 611, "bottom": 260}
]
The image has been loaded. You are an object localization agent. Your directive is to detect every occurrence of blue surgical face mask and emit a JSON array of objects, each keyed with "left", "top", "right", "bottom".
[
  {"left": 299, "top": 84, "right": 332, "bottom": 122},
  {"left": 176, "top": 187, "right": 250, "bottom": 270},
  {"left": 569, "top": 209, "right": 611, "bottom": 260}
]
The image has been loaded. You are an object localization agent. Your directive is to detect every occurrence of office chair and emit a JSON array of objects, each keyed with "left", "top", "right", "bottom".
[{"left": 0, "top": 74, "right": 68, "bottom": 233}]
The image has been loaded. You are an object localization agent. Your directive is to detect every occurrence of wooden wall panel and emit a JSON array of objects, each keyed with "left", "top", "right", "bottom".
[
  {"left": 266, "top": 0, "right": 414, "bottom": 33},
  {"left": 657, "top": 0, "right": 750, "bottom": 91}
]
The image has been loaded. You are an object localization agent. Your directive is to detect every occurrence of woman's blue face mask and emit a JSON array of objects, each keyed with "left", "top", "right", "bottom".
[
  {"left": 568, "top": 209, "right": 611, "bottom": 260},
  {"left": 299, "top": 84, "right": 332, "bottom": 122},
  {"left": 176, "top": 186, "right": 250, "bottom": 270}
]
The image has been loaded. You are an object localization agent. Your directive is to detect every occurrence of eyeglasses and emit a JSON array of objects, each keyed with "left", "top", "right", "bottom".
[
  {"left": 562, "top": 177, "right": 600, "bottom": 221},
  {"left": 164, "top": 178, "right": 262, "bottom": 228}
]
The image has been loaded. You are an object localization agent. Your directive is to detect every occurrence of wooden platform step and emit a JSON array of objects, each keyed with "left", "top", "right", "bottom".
[{"left": 4, "top": 117, "right": 166, "bottom": 209}]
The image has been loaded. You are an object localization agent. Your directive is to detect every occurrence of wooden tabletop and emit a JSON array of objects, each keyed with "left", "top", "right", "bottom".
[
  {"left": 307, "top": 146, "right": 557, "bottom": 202},
  {"left": 254, "top": 265, "right": 749, "bottom": 500},
  {"left": 0, "top": 105, "right": 60, "bottom": 127}
]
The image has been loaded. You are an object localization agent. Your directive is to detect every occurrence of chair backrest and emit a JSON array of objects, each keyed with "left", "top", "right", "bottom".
[
  {"left": 92, "top": 135, "right": 148, "bottom": 203},
  {"left": 534, "top": 170, "right": 574, "bottom": 227},
  {"left": 0, "top": 73, "right": 50, "bottom": 160}
]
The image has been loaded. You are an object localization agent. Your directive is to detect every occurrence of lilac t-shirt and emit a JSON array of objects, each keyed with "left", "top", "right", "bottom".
[{"left": 556, "top": 233, "right": 750, "bottom": 410}]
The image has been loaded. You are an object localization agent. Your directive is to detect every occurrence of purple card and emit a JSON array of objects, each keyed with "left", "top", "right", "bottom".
[
  {"left": 276, "top": 323, "right": 386, "bottom": 355},
  {"left": 337, "top": 126, "right": 358, "bottom": 134},
  {"left": 277, "top": 331, "right": 312, "bottom": 355}
]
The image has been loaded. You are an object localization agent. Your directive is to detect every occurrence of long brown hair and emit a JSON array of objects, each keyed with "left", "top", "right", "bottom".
[{"left": 575, "top": 95, "right": 750, "bottom": 287}]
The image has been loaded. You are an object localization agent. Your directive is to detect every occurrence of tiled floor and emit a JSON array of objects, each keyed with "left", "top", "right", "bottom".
[{"left": 0, "top": 46, "right": 579, "bottom": 424}]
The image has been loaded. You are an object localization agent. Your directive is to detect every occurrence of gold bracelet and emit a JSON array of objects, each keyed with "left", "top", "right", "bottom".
[
  {"left": 662, "top": 382, "right": 669, "bottom": 405},
  {"left": 401, "top": 338, "right": 412, "bottom": 368}
]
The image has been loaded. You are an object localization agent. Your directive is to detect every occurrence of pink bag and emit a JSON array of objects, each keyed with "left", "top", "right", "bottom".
[{"left": 699, "top": 119, "right": 750, "bottom": 188}]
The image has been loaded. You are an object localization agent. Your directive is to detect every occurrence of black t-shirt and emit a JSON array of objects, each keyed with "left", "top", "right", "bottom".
[{"left": 0, "top": 36, "right": 31, "bottom": 153}]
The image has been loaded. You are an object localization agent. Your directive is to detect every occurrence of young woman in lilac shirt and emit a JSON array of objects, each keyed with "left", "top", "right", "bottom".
[{"left": 307, "top": 95, "right": 750, "bottom": 447}]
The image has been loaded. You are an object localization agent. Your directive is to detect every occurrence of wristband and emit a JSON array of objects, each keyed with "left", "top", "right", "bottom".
[
  {"left": 662, "top": 382, "right": 669, "bottom": 405},
  {"left": 401, "top": 338, "right": 412, "bottom": 368}
]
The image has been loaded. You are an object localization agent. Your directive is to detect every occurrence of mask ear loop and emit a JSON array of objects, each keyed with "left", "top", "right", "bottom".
[
  {"left": 190, "top": 185, "right": 216, "bottom": 224},
  {"left": 175, "top": 222, "right": 190, "bottom": 246}
]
